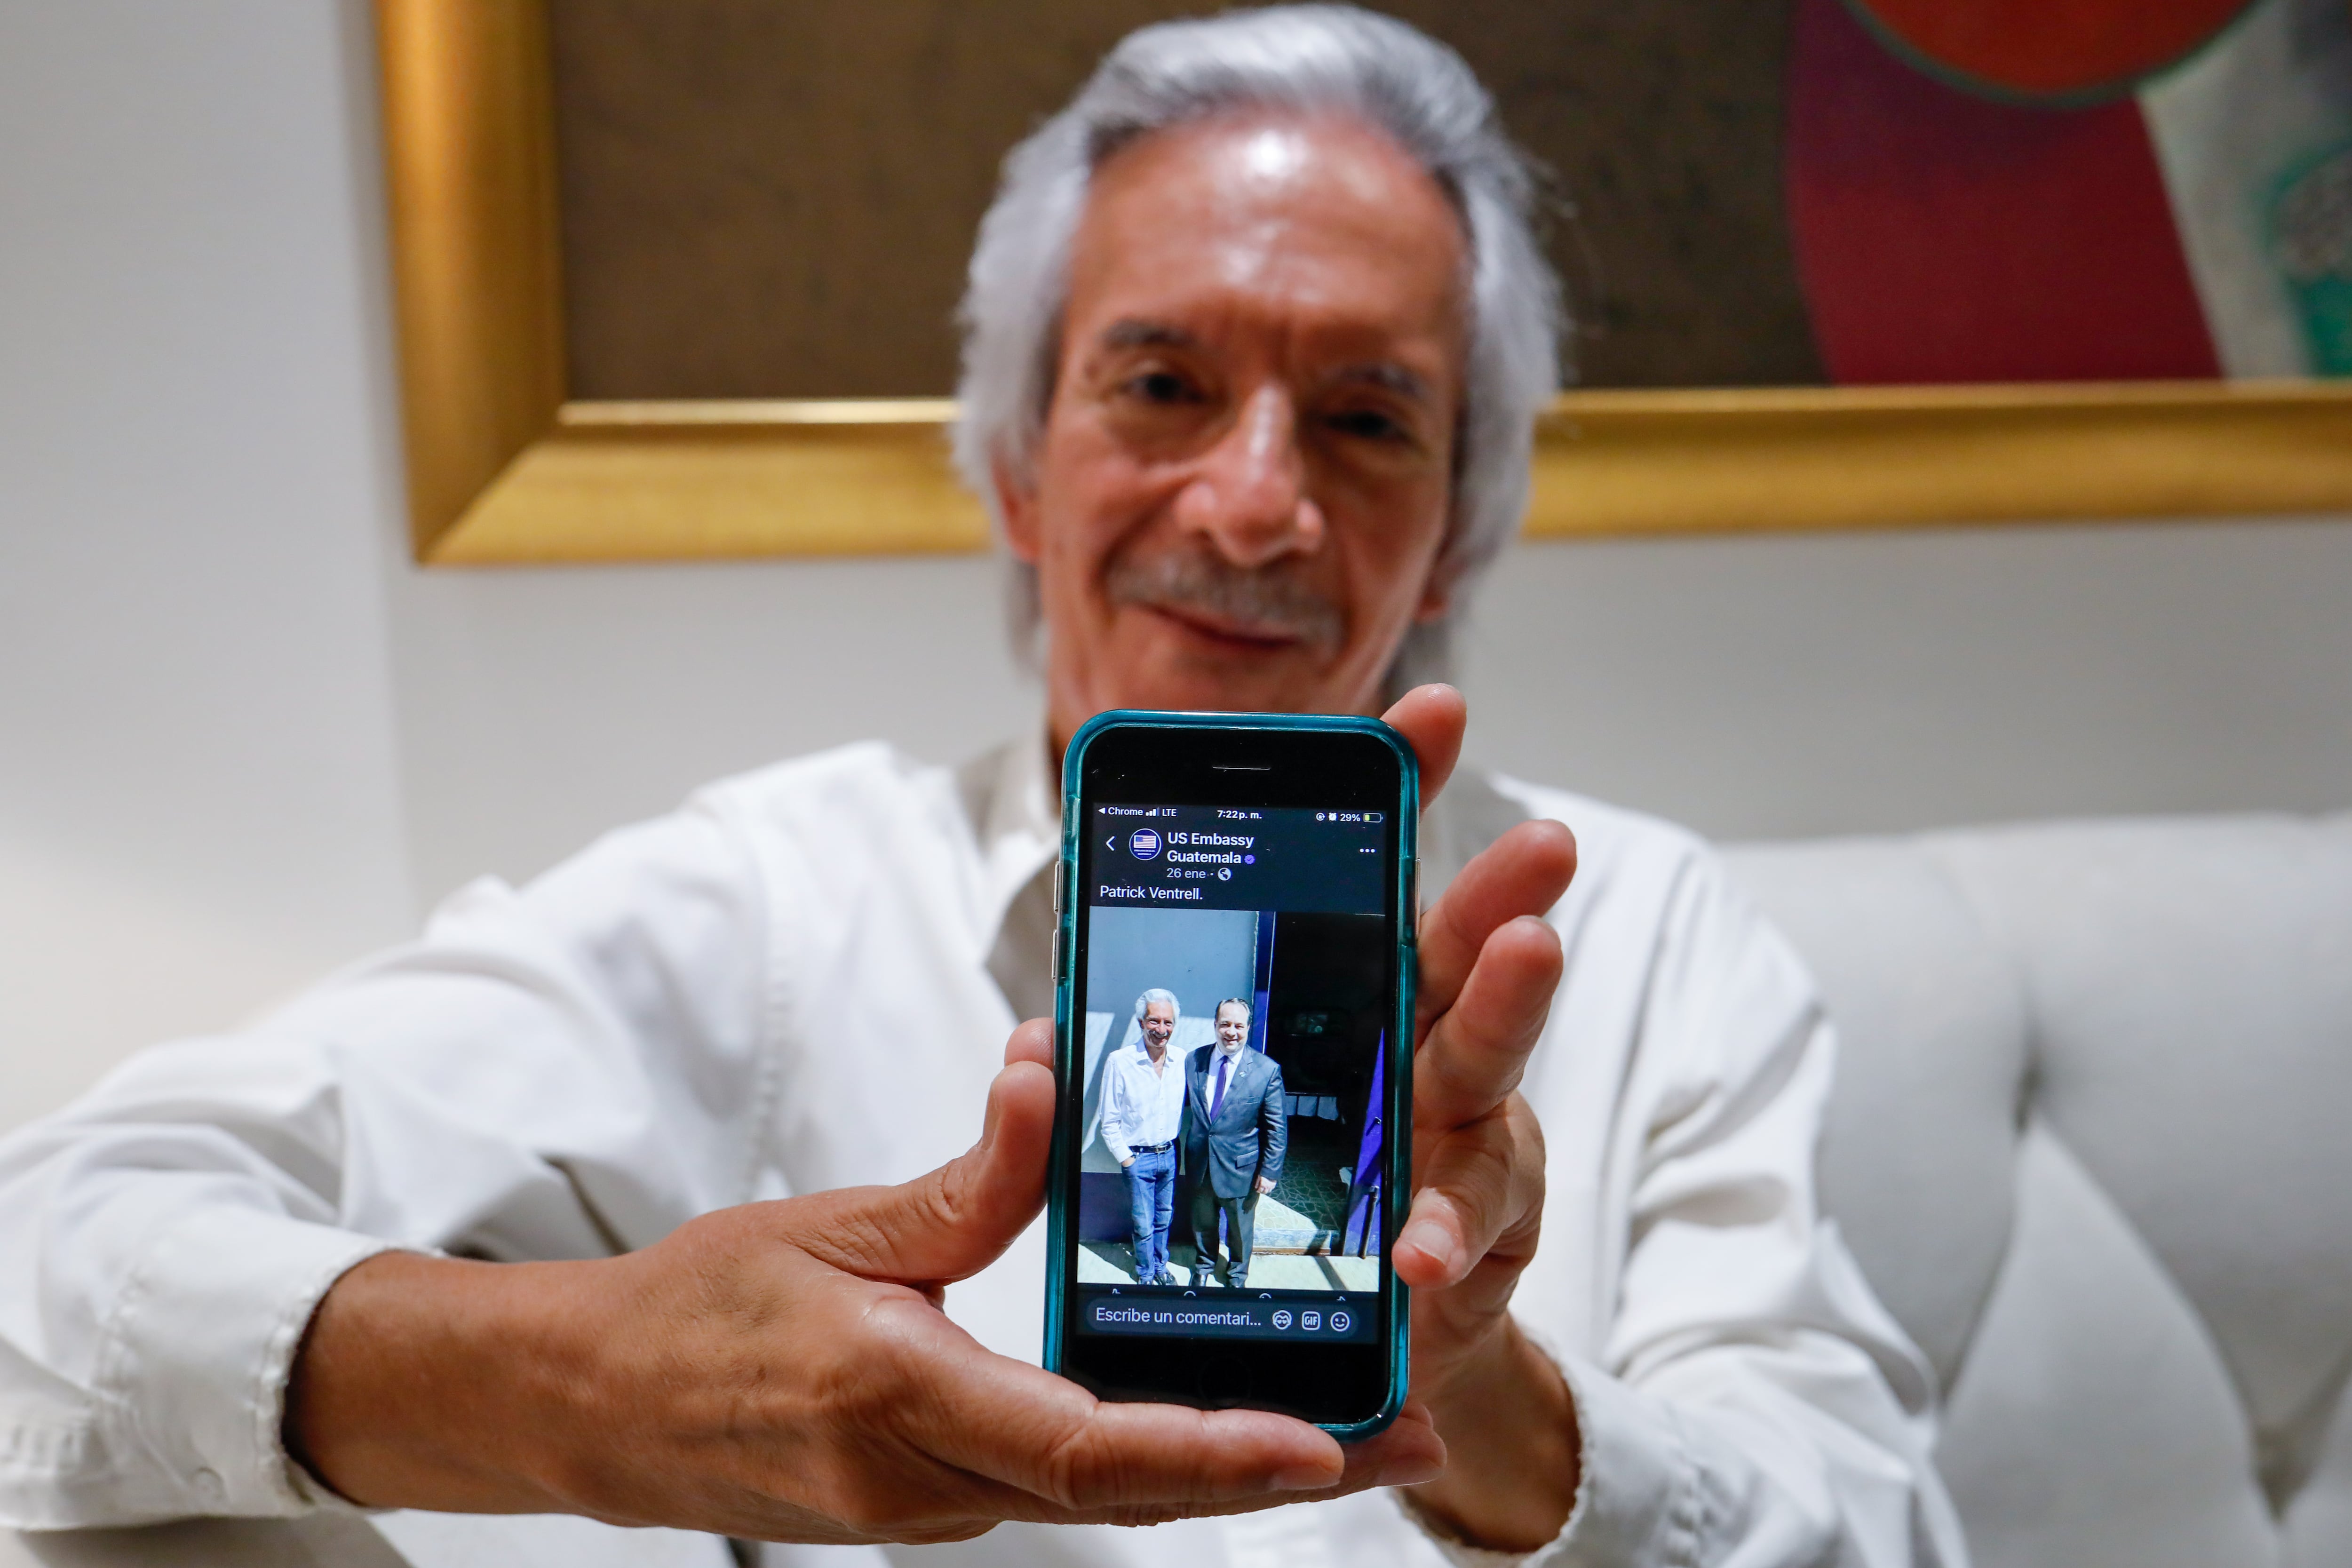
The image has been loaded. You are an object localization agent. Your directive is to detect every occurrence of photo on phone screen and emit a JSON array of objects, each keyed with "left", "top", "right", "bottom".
[{"left": 1073, "top": 808, "right": 1392, "bottom": 1335}]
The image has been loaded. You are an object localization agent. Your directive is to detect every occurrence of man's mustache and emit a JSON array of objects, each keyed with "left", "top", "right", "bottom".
[{"left": 1104, "top": 547, "right": 1346, "bottom": 653}]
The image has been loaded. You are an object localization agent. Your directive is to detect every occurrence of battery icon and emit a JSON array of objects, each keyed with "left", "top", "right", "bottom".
[{"left": 1368, "top": 812, "right": 1384, "bottom": 823}]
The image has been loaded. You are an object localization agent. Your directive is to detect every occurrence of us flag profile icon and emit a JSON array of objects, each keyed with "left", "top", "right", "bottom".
[{"left": 1127, "top": 828, "right": 1162, "bottom": 860}]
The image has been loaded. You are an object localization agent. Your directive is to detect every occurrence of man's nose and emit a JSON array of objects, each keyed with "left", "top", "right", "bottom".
[{"left": 1172, "top": 383, "right": 1326, "bottom": 568}]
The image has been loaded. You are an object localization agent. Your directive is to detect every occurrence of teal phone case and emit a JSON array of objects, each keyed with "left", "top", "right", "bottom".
[{"left": 1041, "top": 709, "right": 1418, "bottom": 1441}]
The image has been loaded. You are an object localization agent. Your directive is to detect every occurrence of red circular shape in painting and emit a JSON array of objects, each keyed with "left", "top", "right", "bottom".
[{"left": 1844, "top": 0, "right": 2259, "bottom": 100}]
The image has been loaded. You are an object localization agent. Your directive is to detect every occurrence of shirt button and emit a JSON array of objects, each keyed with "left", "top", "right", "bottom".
[{"left": 192, "top": 1467, "right": 224, "bottom": 1504}]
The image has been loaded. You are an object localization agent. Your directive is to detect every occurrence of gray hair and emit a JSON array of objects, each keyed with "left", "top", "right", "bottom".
[
  {"left": 1214, "top": 996, "right": 1254, "bottom": 1020},
  {"left": 952, "top": 4, "right": 1564, "bottom": 693},
  {"left": 1135, "top": 987, "right": 1181, "bottom": 1022}
]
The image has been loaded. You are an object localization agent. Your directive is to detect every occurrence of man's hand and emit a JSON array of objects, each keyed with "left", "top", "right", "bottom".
[
  {"left": 288, "top": 1026, "right": 1442, "bottom": 1544},
  {"left": 1255, "top": 1176, "right": 1276, "bottom": 1194},
  {"left": 1379, "top": 685, "right": 1583, "bottom": 1553}
]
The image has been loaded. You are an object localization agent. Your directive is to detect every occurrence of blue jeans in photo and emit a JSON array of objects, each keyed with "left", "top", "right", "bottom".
[{"left": 1123, "top": 1144, "right": 1176, "bottom": 1282}]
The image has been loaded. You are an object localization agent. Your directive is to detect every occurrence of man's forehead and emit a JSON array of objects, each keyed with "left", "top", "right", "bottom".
[
  {"left": 1066, "top": 112, "right": 1468, "bottom": 364},
  {"left": 1085, "top": 111, "right": 1455, "bottom": 230}
]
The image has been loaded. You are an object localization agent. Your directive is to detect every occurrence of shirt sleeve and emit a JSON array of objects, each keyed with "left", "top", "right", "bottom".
[
  {"left": 1257, "top": 1059, "right": 1286, "bottom": 1185},
  {"left": 1100, "top": 1064, "right": 1137, "bottom": 1165},
  {"left": 1408, "top": 842, "right": 1965, "bottom": 1568},
  {"left": 0, "top": 796, "right": 775, "bottom": 1529}
]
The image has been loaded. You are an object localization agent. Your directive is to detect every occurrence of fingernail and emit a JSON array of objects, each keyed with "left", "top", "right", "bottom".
[
  {"left": 1376, "top": 1456, "right": 1445, "bottom": 1488},
  {"left": 1402, "top": 1224, "right": 1458, "bottom": 1274}
]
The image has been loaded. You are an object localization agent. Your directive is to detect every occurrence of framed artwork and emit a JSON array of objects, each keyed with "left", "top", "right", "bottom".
[{"left": 376, "top": 0, "right": 2352, "bottom": 565}]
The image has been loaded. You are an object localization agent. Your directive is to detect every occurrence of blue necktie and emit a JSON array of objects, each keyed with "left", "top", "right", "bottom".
[{"left": 1210, "top": 1052, "right": 1232, "bottom": 1120}]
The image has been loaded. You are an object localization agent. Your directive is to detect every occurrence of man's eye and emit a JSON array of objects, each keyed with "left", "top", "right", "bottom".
[
  {"left": 1124, "top": 370, "right": 1195, "bottom": 404},
  {"left": 1326, "top": 408, "right": 1407, "bottom": 443}
]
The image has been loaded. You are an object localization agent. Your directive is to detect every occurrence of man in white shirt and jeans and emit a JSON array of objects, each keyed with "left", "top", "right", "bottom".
[
  {"left": 0, "top": 8, "right": 1963, "bottom": 1566},
  {"left": 1100, "top": 990, "right": 1191, "bottom": 1285}
]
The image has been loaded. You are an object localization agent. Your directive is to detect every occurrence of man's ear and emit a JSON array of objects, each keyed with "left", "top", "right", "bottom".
[{"left": 993, "top": 456, "right": 1042, "bottom": 564}]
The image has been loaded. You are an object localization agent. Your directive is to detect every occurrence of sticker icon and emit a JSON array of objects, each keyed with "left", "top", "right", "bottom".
[
  {"left": 1328, "top": 1310, "right": 1351, "bottom": 1333},
  {"left": 1271, "top": 1309, "right": 1293, "bottom": 1330},
  {"left": 1128, "top": 828, "right": 1162, "bottom": 860},
  {"left": 1301, "top": 1310, "right": 1322, "bottom": 1331}
]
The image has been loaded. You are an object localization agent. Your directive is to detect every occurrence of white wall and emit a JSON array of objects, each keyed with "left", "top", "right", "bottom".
[
  {"left": 1460, "top": 517, "right": 2352, "bottom": 840},
  {"left": 0, "top": 2, "right": 416, "bottom": 1128},
  {"left": 383, "top": 553, "right": 1032, "bottom": 909},
  {"left": 3, "top": 0, "right": 2349, "bottom": 1131}
]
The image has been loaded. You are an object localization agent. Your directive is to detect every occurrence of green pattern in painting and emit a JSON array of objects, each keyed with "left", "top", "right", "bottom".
[{"left": 2272, "top": 140, "right": 2352, "bottom": 375}]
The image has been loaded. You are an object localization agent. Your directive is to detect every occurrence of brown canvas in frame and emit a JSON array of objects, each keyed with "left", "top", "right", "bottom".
[{"left": 374, "top": 0, "right": 2352, "bottom": 565}]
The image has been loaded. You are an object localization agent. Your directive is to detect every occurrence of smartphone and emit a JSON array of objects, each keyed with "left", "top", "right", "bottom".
[{"left": 1043, "top": 710, "right": 1416, "bottom": 1438}]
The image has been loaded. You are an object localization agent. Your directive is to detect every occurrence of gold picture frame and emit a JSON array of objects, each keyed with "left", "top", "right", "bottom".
[{"left": 378, "top": 0, "right": 2352, "bottom": 567}]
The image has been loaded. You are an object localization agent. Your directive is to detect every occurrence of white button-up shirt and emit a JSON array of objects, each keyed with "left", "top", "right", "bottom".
[
  {"left": 1101, "top": 1038, "right": 1192, "bottom": 1163},
  {"left": 0, "top": 732, "right": 1963, "bottom": 1567}
]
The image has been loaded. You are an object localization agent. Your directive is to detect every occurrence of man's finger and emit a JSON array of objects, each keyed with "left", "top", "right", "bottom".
[
  {"left": 1415, "top": 819, "right": 1576, "bottom": 1038},
  {"left": 1066, "top": 1404, "right": 1449, "bottom": 1523},
  {"left": 864, "top": 1299, "right": 1352, "bottom": 1509},
  {"left": 1396, "top": 1099, "right": 1544, "bottom": 1289},
  {"left": 1003, "top": 1016, "right": 1053, "bottom": 1069},
  {"left": 1416, "top": 914, "right": 1562, "bottom": 1130},
  {"left": 792, "top": 1058, "right": 1054, "bottom": 1284},
  {"left": 1380, "top": 684, "right": 1466, "bottom": 806}
]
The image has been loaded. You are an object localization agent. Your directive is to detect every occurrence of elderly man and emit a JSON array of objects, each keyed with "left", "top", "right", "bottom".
[
  {"left": 1100, "top": 990, "right": 1190, "bottom": 1285},
  {"left": 0, "top": 8, "right": 1961, "bottom": 1567}
]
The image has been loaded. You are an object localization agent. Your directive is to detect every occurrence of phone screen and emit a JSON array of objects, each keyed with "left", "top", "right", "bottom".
[{"left": 1049, "top": 716, "right": 1411, "bottom": 1432}]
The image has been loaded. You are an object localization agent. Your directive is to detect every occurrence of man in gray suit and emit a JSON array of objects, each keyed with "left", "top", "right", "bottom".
[{"left": 1183, "top": 998, "right": 1287, "bottom": 1288}]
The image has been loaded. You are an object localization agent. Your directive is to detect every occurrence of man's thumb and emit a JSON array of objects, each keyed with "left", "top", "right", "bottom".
[{"left": 791, "top": 1058, "right": 1056, "bottom": 1285}]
